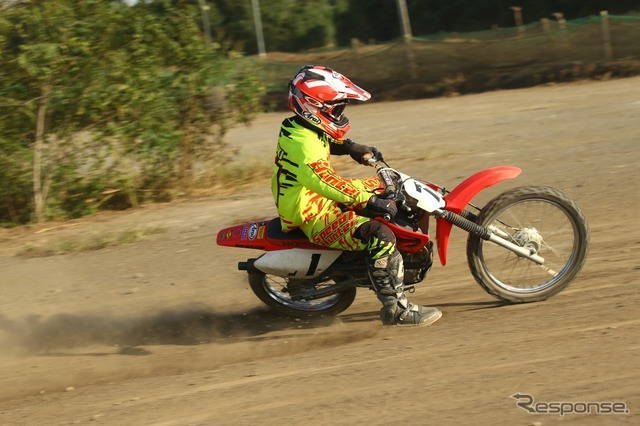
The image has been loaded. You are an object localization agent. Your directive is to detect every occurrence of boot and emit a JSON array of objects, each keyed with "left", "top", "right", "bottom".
[{"left": 368, "top": 250, "right": 442, "bottom": 327}]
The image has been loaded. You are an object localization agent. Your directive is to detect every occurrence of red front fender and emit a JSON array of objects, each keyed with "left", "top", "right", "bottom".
[{"left": 435, "top": 166, "right": 521, "bottom": 266}]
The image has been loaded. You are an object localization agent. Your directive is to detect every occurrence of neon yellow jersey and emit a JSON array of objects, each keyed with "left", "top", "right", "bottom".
[{"left": 272, "top": 117, "right": 371, "bottom": 232}]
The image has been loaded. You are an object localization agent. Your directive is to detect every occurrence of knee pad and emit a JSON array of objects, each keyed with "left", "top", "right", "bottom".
[{"left": 355, "top": 220, "right": 397, "bottom": 260}]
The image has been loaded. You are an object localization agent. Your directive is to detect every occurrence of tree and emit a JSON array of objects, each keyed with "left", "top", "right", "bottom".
[
  {"left": 209, "top": 0, "right": 336, "bottom": 54},
  {"left": 0, "top": 0, "right": 264, "bottom": 224},
  {"left": 334, "top": 0, "right": 640, "bottom": 45},
  {"left": 1, "top": 1, "right": 109, "bottom": 222}
]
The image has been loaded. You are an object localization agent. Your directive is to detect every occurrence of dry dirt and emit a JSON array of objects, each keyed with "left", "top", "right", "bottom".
[{"left": 0, "top": 77, "right": 638, "bottom": 426}]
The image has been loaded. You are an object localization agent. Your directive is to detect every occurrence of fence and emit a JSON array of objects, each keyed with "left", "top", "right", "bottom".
[{"left": 256, "top": 13, "right": 640, "bottom": 102}]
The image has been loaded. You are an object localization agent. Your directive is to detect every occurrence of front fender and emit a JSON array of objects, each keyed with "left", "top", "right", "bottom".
[{"left": 435, "top": 166, "right": 521, "bottom": 266}]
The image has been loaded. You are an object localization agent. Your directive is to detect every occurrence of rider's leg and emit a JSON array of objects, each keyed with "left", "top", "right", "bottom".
[
  {"left": 300, "top": 201, "right": 441, "bottom": 326},
  {"left": 300, "top": 202, "right": 369, "bottom": 251},
  {"left": 354, "top": 220, "right": 442, "bottom": 326}
]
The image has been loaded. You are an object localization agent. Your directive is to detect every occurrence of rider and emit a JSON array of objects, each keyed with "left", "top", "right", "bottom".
[{"left": 272, "top": 64, "right": 442, "bottom": 326}]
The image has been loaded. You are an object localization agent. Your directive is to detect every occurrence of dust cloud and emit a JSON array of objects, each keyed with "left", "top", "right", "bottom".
[{"left": 0, "top": 305, "right": 337, "bottom": 355}]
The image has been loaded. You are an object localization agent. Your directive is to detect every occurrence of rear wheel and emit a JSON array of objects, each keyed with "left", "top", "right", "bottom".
[
  {"left": 248, "top": 273, "right": 357, "bottom": 317},
  {"left": 467, "top": 186, "right": 589, "bottom": 303}
]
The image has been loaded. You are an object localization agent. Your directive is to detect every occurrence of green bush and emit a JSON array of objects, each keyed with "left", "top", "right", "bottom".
[
  {"left": 0, "top": 138, "right": 32, "bottom": 225},
  {"left": 0, "top": 1, "right": 265, "bottom": 225}
]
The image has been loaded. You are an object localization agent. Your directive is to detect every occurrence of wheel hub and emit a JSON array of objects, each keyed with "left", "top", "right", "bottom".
[
  {"left": 286, "top": 279, "right": 316, "bottom": 297},
  {"left": 513, "top": 227, "right": 543, "bottom": 253}
]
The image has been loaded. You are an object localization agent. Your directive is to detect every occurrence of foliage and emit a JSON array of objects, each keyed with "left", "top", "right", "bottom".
[
  {"left": 199, "top": 0, "right": 640, "bottom": 52},
  {"left": 0, "top": 138, "right": 32, "bottom": 224},
  {"left": 209, "top": 0, "right": 336, "bottom": 53},
  {"left": 0, "top": 0, "right": 265, "bottom": 225},
  {"left": 403, "top": 0, "right": 640, "bottom": 35}
]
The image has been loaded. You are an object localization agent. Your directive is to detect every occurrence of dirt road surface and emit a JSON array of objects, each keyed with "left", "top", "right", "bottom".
[{"left": 0, "top": 77, "right": 638, "bottom": 425}]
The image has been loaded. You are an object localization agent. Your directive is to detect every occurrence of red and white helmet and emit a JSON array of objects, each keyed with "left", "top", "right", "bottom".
[{"left": 288, "top": 65, "right": 371, "bottom": 140}]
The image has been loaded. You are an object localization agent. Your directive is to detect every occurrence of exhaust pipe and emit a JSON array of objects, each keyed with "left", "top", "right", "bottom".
[{"left": 238, "top": 258, "right": 261, "bottom": 274}]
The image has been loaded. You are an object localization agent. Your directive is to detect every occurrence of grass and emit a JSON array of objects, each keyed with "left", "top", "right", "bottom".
[
  {"left": 212, "top": 160, "right": 272, "bottom": 190},
  {"left": 17, "top": 226, "right": 167, "bottom": 258}
]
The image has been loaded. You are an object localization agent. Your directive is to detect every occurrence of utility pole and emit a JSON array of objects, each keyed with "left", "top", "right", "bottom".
[
  {"left": 396, "top": 0, "right": 413, "bottom": 41},
  {"left": 251, "top": 0, "right": 267, "bottom": 59},
  {"left": 600, "top": 10, "right": 613, "bottom": 61},
  {"left": 395, "top": 0, "right": 416, "bottom": 80}
]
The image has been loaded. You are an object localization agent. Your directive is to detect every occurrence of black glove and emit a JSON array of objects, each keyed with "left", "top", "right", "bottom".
[
  {"left": 330, "top": 139, "right": 384, "bottom": 164},
  {"left": 359, "top": 145, "right": 384, "bottom": 164},
  {"left": 361, "top": 195, "right": 397, "bottom": 219},
  {"left": 344, "top": 139, "right": 381, "bottom": 164}
]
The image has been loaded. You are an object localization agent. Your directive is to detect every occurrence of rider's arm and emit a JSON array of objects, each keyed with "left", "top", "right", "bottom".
[
  {"left": 291, "top": 138, "right": 370, "bottom": 209},
  {"left": 301, "top": 159, "right": 370, "bottom": 209},
  {"left": 330, "top": 138, "right": 375, "bottom": 164}
]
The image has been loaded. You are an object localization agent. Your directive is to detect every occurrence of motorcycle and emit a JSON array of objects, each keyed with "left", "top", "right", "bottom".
[{"left": 216, "top": 156, "right": 589, "bottom": 318}]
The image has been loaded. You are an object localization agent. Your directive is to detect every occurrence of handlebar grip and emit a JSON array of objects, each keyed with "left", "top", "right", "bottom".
[{"left": 378, "top": 169, "right": 397, "bottom": 197}]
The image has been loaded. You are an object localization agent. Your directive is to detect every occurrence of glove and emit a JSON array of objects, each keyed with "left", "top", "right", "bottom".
[
  {"left": 370, "top": 146, "right": 384, "bottom": 161},
  {"left": 344, "top": 139, "right": 383, "bottom": 164},
  {"left": 362, "top": 195, "right": 397, "bottom": 219}
]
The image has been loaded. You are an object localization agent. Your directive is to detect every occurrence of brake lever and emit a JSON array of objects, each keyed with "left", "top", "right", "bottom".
[{"left": 371, "top": 147, "right": 385, "bottom": 162}]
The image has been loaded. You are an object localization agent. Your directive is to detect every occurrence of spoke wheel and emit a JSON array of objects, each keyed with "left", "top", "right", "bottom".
[
  {"left": 248, "top": 273, "right": 357, "bottom": 317},
  {"left": 467, "top": 186, "right": 589, "bottom": 302}
]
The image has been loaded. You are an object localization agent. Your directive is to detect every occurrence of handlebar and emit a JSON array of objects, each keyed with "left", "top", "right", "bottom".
[
  {"left": 366, "top": 157, "right": 397, "bottom": 199},
  {"left": 364, "top": 157, "right": 378, "bottom": 167},
  {"left": 365, "top": 157, "right": 408, "bottom": 222}
]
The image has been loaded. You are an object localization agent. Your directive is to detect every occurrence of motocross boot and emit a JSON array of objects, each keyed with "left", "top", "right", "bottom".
[{"left": 368, "top": 250, "right": 442, "bottom": 327}]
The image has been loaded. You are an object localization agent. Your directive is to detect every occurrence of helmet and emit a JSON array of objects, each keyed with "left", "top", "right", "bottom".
[{"left": 288, "top": 65, "right": 371, "bottom": 140}]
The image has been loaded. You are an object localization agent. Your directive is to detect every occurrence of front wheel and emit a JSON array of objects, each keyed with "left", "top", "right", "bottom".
[
  {"left": 248, "top": 273, "right": 357, "bottom": 317},
  {"left": 467, "top": 186, "right": 589, "bottom": 303}
]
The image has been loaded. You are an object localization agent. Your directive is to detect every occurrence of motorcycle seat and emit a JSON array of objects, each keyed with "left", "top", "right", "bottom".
[{"left": 266, "top": 218, "right": 309, "bottom": 241}]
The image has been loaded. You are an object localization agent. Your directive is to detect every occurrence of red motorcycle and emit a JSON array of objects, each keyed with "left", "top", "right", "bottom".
[{"left": 217, "top": 158, "right": 589, "bottom": 317}]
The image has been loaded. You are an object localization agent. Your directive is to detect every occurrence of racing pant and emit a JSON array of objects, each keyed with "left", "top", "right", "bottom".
[
  {"left": 298, "top": 178, "right": 409, "bottom": 321},
  {"left": 298, "top": 177, "right": 383, "bottom": 253}
]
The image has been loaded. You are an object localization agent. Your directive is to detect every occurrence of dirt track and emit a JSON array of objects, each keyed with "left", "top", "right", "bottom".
[{"left": 0, "top": 77, "right": 638, "bottom": 425}]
